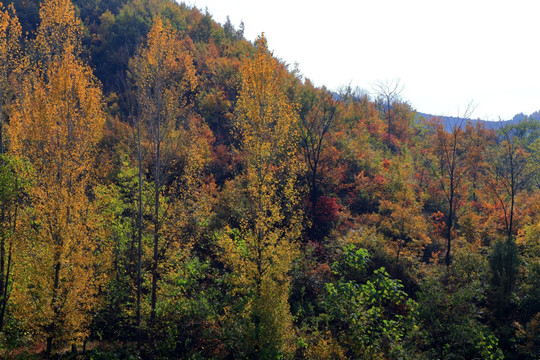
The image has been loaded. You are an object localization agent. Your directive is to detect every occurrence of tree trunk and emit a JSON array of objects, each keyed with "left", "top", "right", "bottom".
[
  {"left": 136, "top": 114, "right": 143, "bottom": 346},
  {"left": 254, "top": 228, "right": 262, "bottom": 359},
  {"left": 46, "top": 336, "right": 53, "bottom": 358},
  {"left": 0, "top": 242, "right": 12, "bottom": 332},
  {"left": 0, "top": 111, "right": 4, "bottom": 155},
  {"left": 309, "top": 163, "right": 319, "bottom": 240},
  {"left": 508, "top": 151, "right": 515, "bottom": 239},
  {"left": 446, "top": 189, "right": 454, "bottom": 267},
  {"left": 150, "top": 113, "right": 161, "bottom": 328}
]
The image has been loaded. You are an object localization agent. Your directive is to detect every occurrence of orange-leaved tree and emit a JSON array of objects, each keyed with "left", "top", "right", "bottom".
[
  {"left": 217, "top": 35, "right": 304, "bottom": 359},
  {"left": 428, "top": 117, "right": 473, "bottom": 266},
  {"left": 7, "top": 0, "right": 110, "bottom": 355}
]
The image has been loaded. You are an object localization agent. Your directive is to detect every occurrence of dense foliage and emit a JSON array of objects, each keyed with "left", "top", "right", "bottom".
[{"left": 0, "top": 0, "right": 539, "bottom": 358}]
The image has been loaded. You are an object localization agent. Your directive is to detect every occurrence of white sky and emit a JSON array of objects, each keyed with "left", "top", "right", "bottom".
[{"left": 184, "top": 0, "right": 540, "bottom": 120}]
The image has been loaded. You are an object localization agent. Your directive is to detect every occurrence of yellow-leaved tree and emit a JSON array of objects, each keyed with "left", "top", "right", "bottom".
[
  {"left": 0, "top": 1, "right": 22, "bottom": 334},
  {"left": 0, "top": 1, "right": 21, "bottom": 154},
  {"left": 218, "top": 35, "right": 304, "bottom": 359},
  {"left": 128, "top": 16, "right": 200, "bottom": 331},
  {"left": 7, "top": 0, "right": 110, "bottom": 355}
]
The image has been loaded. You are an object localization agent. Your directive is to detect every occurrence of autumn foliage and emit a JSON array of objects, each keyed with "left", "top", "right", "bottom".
[
  {"left": 0, "top": 0, "right": 538, "bottom": 359},
  {"left": 7, "top": 0, "right": 109, "bottom": 354}
]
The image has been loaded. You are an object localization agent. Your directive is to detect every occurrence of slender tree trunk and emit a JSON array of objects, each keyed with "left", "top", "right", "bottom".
[
  {"left": 0, "top": 241, "right": 12, "bottom": 332},
  {"left": 150, "top": 112, "right": 161, "bottom": 328},
  {"left": 0, "top": 178, "right": 17, "bottom": 333},
  {"left": 509, "top": 194, "right": 514, "bottom": 240},
  {"left": 446, "top": 205, "right": 453, "bottom": 267},
  {"left": 0, "top": 104, "right": 4, "bottom": 155},
  {"left": 253, "top": 169, "right": 264, "bottom": 358},
  {"left": 309, "top": 162, "right": 318, "bottom": 239},
  {"left": 0, "top": 207, "right": 5, "bottom": 301},
  {"left": 46, "top": 337, "right": 53, "bottom": 359},
  {"left": 254, "top": 228, "right": 262, "bottom": 359},
  {"left": 0, "top": 118, "right": 4, "bottom": 155},
  {"left": 311, "top": 166, "right": 318, "bottom": 210},
  {"left": 46, "top": 258, "right": 62, "bottom": 358},
  {"left": 446, "top": 183, "right": 454, "bottom": 267},
  {"left": 508, "top": 151, "right": 515, "bottom": 239},
  {"left": 386, "top": 98, "right": 392, "bottom": 145},
  {"left": 150, "top": 188, "right": 159, "bottom": 327},
  {"left": 0, "top": 142, "right": 6, "bottom": 326},
  {"left": 136, "top": 114, "right": 143, "bottom": 345}
]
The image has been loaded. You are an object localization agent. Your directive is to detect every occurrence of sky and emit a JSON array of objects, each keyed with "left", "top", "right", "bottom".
[{"left": 185, "top": 0, "right": 540, "bottom": 120}]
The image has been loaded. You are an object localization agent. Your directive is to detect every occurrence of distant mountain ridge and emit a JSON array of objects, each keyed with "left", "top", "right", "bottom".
[{"left": 418, "top": 111, "right": 540, "bottom": 131}]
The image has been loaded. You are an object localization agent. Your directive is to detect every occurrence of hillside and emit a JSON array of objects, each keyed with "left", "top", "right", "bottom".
[
  {"left": 0, "top": 0, "right": 539, "bottom": 359},
  {"left": 418, "top": 111, "right": 540, "bottom": 131}
]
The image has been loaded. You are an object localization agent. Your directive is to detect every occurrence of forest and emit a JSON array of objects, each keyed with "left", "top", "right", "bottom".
[{"left": 0, "top": 0, "right": 539, "bottom": 358}]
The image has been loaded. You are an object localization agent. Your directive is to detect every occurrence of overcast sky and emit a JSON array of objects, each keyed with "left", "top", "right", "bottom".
[{"left": 185, "top": 0, "right": 539, "bottom": 120}]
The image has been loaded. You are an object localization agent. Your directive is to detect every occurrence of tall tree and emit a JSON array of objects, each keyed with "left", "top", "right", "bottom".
[
  {"left": 7, "top": 0, "right": 109, "bottom": 355},
  {"left": 0, "top": 2, "right": 21, "bottom": 154},
  {"left": 218, "top": 35, "right": 304, "bottom": 359},
  {"left": 377, "top": 156, "right": 430, "bottom": 265},
  {"left": 0, "top": 2, "right": 22, "bottom": 334},
  {"left": 372, "top": 78, "right": 403, "bottom": 147},
  {"left": 297, "top": 84, "right": 339, "bottom": 239},
  {"left": 129, "top": 16, "right": 197, "bottom": 329},
  {"left": 488, "top": 120, "right": 539, "bottom": 239},
  {"left": 429, "top": 115, "right": 473, "bottom": 266}
]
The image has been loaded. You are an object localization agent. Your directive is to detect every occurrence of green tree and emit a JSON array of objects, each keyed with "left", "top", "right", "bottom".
[
  {"left": 487, "top": 237, "right": 520, "bottom": 356},
  {"left": 0, "top": 155, "right": 27, "bottom": 335},
  {"left": 323, "top": 244, "right": 418, "bottom": 359},
  {"left": 417, "top": 247, "right": 503, "bottom": 360},
  {"left": 488, "top": 119, "right": 539, "bottom": 239}
]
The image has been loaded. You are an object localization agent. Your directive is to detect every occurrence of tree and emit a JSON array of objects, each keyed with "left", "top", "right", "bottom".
[
  {"left": 0, "top": 2, "right": 22, "bottom": 334},
  {"left": 217, "top": 35, "right": 304, "bottom": 359},
  {"left": 428, "top": 111, "right": 475, "bottom": 266},
  {"left": 323, "top": 244, "right": 418, "bottom": 359},
  {"left": 296, "top": 84, "right": 339, "bottom": 240},
  {"left": 372, "top": 78, "right": 403, "bottom": 147},
  {"left": 485, "top": 120, "right": 538, "bottom": 356},
  {"left": 129, "top": 16, "right": 197, "bottom": 329},
  {"left": 417, "top": 247, "right": 503, "bottom": 359},
  {"left": 487, "top": 237, "right": 520, "bottom": 355},
  {"left": 377, "top": 159, "right": 429, "bottom": 265},
  {"left": 0, "top": 155, "right": 26, "bottom": 335},
  {"left": 488, "top": 119, "right": 539, "bottom": 239},
  {"left": 0, "top": 2, "right": 21, "bottom": 154},
  {"left": 7, "top": 0, "right": 109, "bottom": 355}
]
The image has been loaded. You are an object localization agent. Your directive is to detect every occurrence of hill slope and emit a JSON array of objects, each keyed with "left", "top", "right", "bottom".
[{"left": 418, "top": 111, "right": 540, "bottom": 131}]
